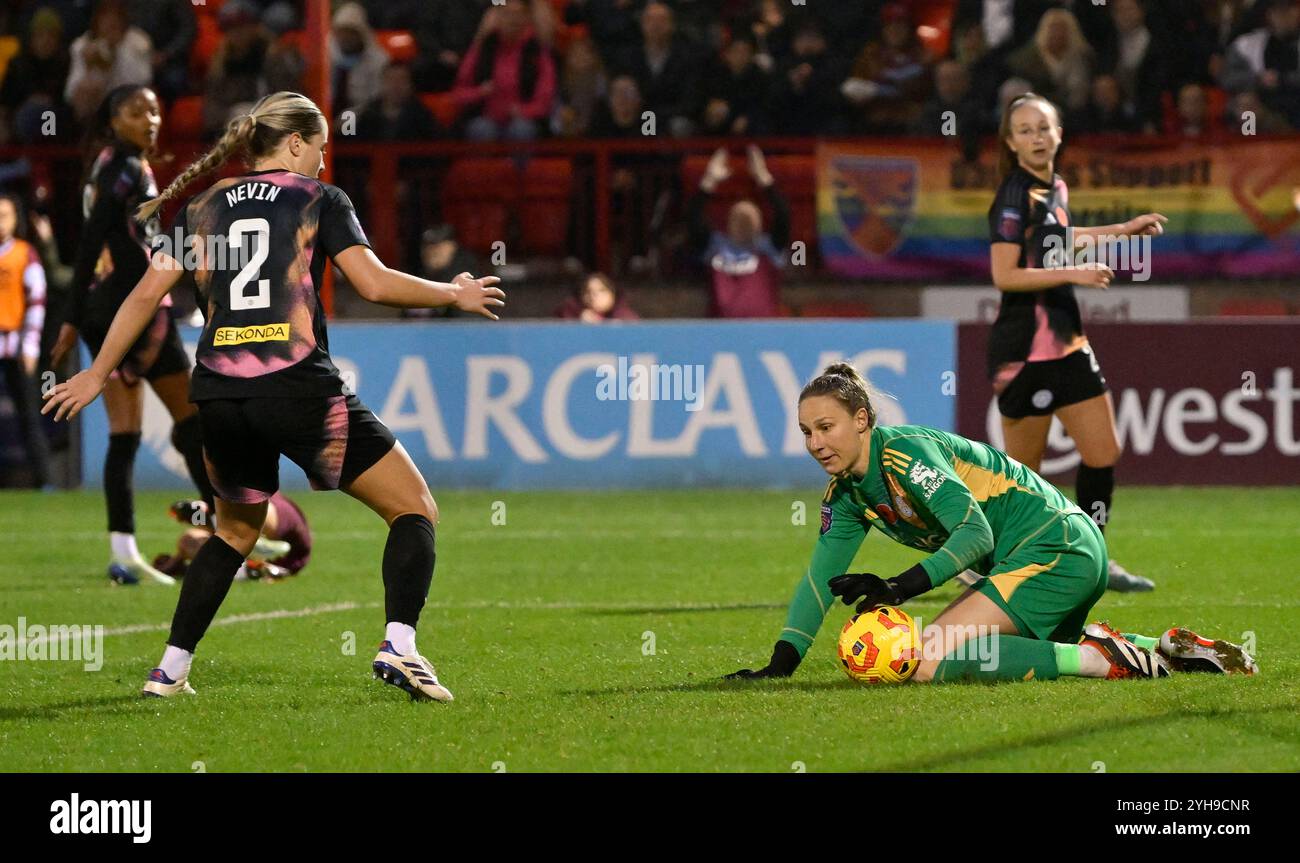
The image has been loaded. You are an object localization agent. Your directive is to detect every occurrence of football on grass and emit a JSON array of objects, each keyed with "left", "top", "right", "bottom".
[{"left": 837, "top": 606, "right": 921, "bottom": 684}]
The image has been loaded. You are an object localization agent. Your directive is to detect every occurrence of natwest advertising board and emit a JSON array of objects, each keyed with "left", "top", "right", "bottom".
[{"left": 957, "top": 322, "right": 1300, "bottom": 485}]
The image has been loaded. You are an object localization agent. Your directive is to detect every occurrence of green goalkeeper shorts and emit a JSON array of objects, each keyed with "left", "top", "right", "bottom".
[{"left": 974, "top": 512, "right": 1108, "bottom": 643}]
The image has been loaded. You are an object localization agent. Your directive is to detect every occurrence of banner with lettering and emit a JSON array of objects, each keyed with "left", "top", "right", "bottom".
[
  {"left": 80, "top": 320, "right": 956, "bottom": 490},
  {"left": 817, "top": 138, "right": 1300, "bottom": 280}
]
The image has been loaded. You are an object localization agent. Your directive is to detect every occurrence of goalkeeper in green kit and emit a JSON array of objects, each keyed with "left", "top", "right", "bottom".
[{"left": 727, "top": 363, "right": 1257, "bottom": 683}]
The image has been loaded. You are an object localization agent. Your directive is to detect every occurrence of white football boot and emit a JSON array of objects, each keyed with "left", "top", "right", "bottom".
[{"left": 372, "top": 641, "right": 454, "bottom": 702}]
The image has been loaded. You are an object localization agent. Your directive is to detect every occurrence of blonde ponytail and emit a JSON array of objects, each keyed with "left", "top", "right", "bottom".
[{"left": 135, "top": 91, "right": 326, "bottom": 222}]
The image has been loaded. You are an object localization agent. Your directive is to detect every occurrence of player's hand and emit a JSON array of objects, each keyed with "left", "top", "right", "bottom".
[
  {"left": 829, "top": 572, "right": 902, "bottom": 613},
  {"left": 50, "top": 323, "right": 79, "bottom": 368},
  {"left": 726, "top": 640, "right": 800, "bottom": 679},
  {"left": 450, "top": 272, "right": 505, "bottom": 320},
  {"left": 1074, "top": 262, "right": 1114, "bottom": 289},
  {"left": 701, "top": 147, "right": 731, "bottom": 191},
  {"left": 1125, "top": 213, "right": 1167, "bottom": 237},
  {"left": 746, "top": 144, "right": 773, "bottom": 187},
  {"left": 41, "top": 368, "right": 107, "bottom": 422}
]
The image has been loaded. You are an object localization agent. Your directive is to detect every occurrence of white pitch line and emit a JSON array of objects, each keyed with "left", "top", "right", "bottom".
[{"left": 24, "top": 601, "right": 375, "bottom": 650}]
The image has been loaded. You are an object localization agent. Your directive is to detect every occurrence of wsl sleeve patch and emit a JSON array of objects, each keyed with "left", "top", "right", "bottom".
[
  {"left": 820, "top": 504, "right": 833, "bottom": 535},
  {"left": 997, "top": 208, "right": 1022, "bottom": 241},
  {"left": 907, "top": 460, "right": 947, "bottom": 500}
]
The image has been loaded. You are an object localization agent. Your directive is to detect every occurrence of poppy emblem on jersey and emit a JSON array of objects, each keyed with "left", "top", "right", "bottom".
[
  {"left": 874, "top": 503, "right": 898, "bottom": 524},
  {"left": 820, "top": 504, "right": 833, "bottom": 535},
  {"left": 907, "top": 460, "right": 946, "bottom": 500},
  {"left": 828, "top": 155, "right": 917, "bottom": 257}
]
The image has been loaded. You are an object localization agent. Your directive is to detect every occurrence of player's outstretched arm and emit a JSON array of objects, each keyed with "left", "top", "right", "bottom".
[
  {"left": 727, "top": 495, "right": 868, "bottom": 679},
  {"left": 990, "top": 242, "right": 1113, "bottom": 292},
  {"left": 334, "top": 245, "right": 505, "bottom": 319},
  {"left": 42, "top": 257, "right": 184, "bottom": 422},
  {"left": 1073, "top": 213, "right": 1167, "bottom": 239}
]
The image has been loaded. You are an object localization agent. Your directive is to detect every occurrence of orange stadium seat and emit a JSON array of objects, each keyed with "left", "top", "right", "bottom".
[
  {"left": 167, "top": 96, "right": 205, "bottom": 140},
  {"left": 191, "top": 12, "right": 223, "bottom": 78},
  {"left": 375, "top": 30, "right": 417, "bottom": 64},
  {"left": 419, "top": 92, "right": 461, "bottom": 129},
  {"left": 520, "top": 159, "right": 574, "bottom": 256},
  {"left": 441, "top": 159, "right": 521, "bottom": 255}
]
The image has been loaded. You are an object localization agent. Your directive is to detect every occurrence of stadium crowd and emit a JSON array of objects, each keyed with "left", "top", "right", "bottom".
[{"left": 3, "top": 0, "right": 1300, "bottom": 146}]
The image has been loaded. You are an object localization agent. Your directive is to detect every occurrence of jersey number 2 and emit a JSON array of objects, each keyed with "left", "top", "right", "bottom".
[{"left": 229, "top": 218, "right": 271, "bottom": 310}]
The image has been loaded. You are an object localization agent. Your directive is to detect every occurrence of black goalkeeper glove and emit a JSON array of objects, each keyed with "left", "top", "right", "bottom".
[
  {"left": 829, "top": 564, "right": 931, "bottom": 613},
  {"left": 726, "top": 640, "right": 801, "bottom": 679}
]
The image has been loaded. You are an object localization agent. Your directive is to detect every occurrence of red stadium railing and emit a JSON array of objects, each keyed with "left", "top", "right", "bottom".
[{"left": 5, "top": 132, "right": 1294, "bottom": 313}]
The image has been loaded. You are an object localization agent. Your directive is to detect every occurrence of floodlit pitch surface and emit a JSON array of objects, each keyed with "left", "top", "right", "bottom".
[{"left": 2, "top": 488, "right": 1297, "bottom": 772}]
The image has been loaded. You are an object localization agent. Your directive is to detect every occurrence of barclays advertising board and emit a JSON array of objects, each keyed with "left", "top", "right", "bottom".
[{"left": 81, "top": 320, "right": 956, "bottom": 490}]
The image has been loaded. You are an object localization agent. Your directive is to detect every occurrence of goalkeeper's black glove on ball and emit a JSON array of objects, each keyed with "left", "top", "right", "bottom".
[
  {"left": 829, "top": 564, "right": 931, "bottom": 614},
  {"left": 726, "top": 640, "right": 801, "bottom": 679}
]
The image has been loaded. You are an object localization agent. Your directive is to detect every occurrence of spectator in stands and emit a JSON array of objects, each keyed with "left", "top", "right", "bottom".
[
  {"left": 769, "top": 21, "right": 850, "bottom": 135},
  {"left": 0, "top": 8, "right": 72, "bottom": 144},
  {"left": 402, "top": 224, "right": 489, "bottom": 319},
  {"left": 261, "top": 3, "right": 306, "bottom": 95},
  {"left": 452, "top": 0, "right": 557, "bottom": 141},
  {"left": 912, "top": 58, "right": 981, "bottom": 141},
  {"left": 1221, "top": 0, "right": 1300, "bottom": 127},
  {"left": 564, "top": 0, "right": 644, "bottom": 71},
  {"left": 841, "top": 3, "right": 931, "bottom": 134},
  {"left": 749, "top": 0, "right": 793, "bottom": 73},
  {"left": 355, "top": 63, "right": 442, "bottom": 140},
  {"left": 1173, "top": 81, "right": 1213, "bottom": 136},
  {"left": 613, "top": 1, "right": 703, "bottom": 138},
  {"left": 360, "top": 0, "right": 424, "bottom": 31},
  {"left": 688, "top": 146, "right": 789, "bottom": 319},
  {"left": 63, "top": 0, "right": 152, "bottom": 123},
  {"left": 951, "top": 21, "right": 1009, "bottom": 137},
  {"left": 1005, "top": 8, "right": 1094, "bottom": 114},
  {"left": 700, "top": 34, "right": 770, "bottom": 136},
  {"left": 808, "top": 0, "right": 880, "bottom": 67},
  {"left": 412, "top": 0, "right": 492, "bottom": 92},
  {"left": 203, "top": 0, "right": 272, "bottom": 138},
  {"left": 330, "top": 2, "right": 390, "bottom": 116},
  {"left": 554, "top": 36, "right": 607, "bottom": 137},
  {"left": 590, "top": 74, "right": 644, "bottom": 137},
  {"left": 1082, "top": 73, "right": 1142, "bottom": 132},
  {"left": 556, "top": 272, "right": 639, "bottom": 322},
  {"left": 126, "top": 0, "right": 196, "bottom": 101},
  {"left": 0, "top": 193, "right": 51, "bottom": 488},
  {"left": 1097, "top": 0, "right": 1166, "bottom": 134},
  {"left": 953, "top": 0, "right": 1058, "bottom": 58}
]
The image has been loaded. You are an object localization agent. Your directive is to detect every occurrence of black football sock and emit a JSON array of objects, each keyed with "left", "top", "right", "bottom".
[
  {"left": 167, "top": 535, "right": 245, "bottom": 652},
  {"left": 104, "top": 432, "right": 141, "bottom": 534},
  {"left": 1076, "top": 463, "right": 1115, "bottom": 534},
  {"left": 382, "top": 514, "right": 436, "bottom": 627},
  {"left": 171, "top": 414, "right": 217, "bottom": 516}
]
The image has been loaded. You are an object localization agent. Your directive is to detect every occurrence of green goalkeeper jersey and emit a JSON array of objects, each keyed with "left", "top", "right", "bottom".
[{"left": 780, "top": 424, "right": 1087, "bottom": 656}]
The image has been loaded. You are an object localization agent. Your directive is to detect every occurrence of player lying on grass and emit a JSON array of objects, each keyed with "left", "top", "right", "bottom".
[
  {"left": 43, "top": 91, "right": 505, "bottom": 702},
  {"left": 156, "top": 492, "right": 311, "bottom": 582},
  {"left": 728, "top": 363, "right": 1257, "bottom": 683}
]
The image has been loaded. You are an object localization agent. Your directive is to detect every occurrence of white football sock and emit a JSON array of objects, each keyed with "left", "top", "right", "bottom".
[
  {"left": 109, "top": 531, "right": 141, "bottom": 562},
  {"left": 159, "top": 645, "right": 193, "bottom": 681},
  {"left": 385, "top": 622, "right": 417, "bottom": 655}
]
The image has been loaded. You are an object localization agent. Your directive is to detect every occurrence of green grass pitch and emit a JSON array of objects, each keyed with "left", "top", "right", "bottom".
[{"left": 2, "top": 486, "right": 1297, "bottom": 772}]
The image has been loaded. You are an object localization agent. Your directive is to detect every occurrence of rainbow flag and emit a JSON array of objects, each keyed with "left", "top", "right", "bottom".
[{"left": 817, "top": 138, "right": 1300, "bottom": 280}]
